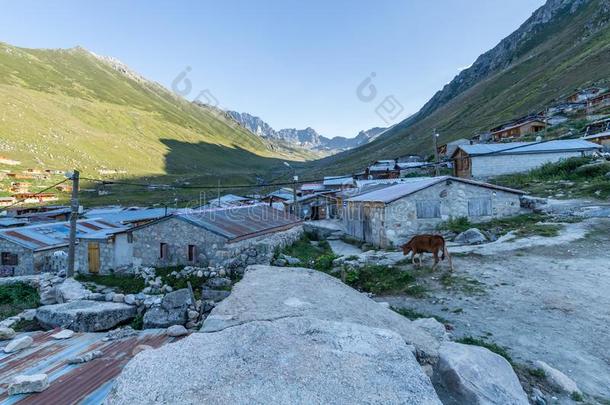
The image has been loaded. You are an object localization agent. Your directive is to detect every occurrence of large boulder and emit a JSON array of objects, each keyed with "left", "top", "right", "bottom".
[
  {"left": 202, "top": 265, "right": 440, "bottom": 361},
  {"left": 454, "top": 228, "right": 487, "bottom": 245},
  {"left": 534, "top": 360, "right": 581, "bottom": 395},
  {"left": 143, "top": 289, "right": 191, "bottom": 329},
  {"left": 3, "top": 335, "right": 33, "bottom": 353},
  {"left": 35, "top": 300, "right": 136, "bottom": 332},
  {"left": 433, "top": 342, "right": 528, "bottom": 405},
  {"left": 55, "top": 278, "right": 89, "bottom": 303},
  {"left": 8, "top": 374, "right": 49, "bottom": 395},
  {"left": 107, "top": 317, "right": 441, "bottom": 404}
]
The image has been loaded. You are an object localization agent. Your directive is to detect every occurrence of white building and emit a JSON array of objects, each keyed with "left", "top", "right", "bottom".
[{"left": 452, "top": 140, "right": 602, "bottom": 178}]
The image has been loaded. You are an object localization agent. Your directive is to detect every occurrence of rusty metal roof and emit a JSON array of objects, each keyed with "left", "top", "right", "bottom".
[
  {"left": 176, "top": 205, "right": 301, "bottom": 241},
  {"left": 0, "top": 329, "right": 183, "bottom": 404},
  {"left": 0, "top": 219, "right": 124, "bottom": 252}
]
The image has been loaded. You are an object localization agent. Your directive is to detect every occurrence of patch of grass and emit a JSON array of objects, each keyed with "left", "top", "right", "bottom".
[
  {"left": 155, "top": 266, "right": 208, "bottom": 300},
  {"left": 131, "top": 314, "right": 143, "bottom": 330},
  {"left": 281, "top": 234, "right": 335, "bottom": 269},
  {"left": 456, "top": 336, "right": 513, "bottom": 364},
  {"left": 439, "top": 213, "right": 564, "bottom": 239},
  {"left": 75, "top": 274, "right": 145, "bottom": 294},
  {"left": 440, "top": 272, "right": 486, "bottom": 295},
  {"left": 495, "top": 157, "right": 610, "bottom": 200},
  {"left": 571, "top": 391, "right": 584, "bottom": 402},
  {"left": 340, "top": 235, "right": 364, "bottom": 248},
  {"left": 12, "top": 319, "right": 41, "bottom": 332},
  {"left": 344, "top": 265, "right": 427, "bottom": 297},
  {"left": 528, "top": 367, "right": 546, "bottom": 378},
  {"left": 314, "top": 254, "right": 337, "bottom": 272},
  {"left": 391, "top": 306, "right": 449, "bottom": 324},
  {"left": 0, "top": 283, "right": 40, "bottom": 319}
]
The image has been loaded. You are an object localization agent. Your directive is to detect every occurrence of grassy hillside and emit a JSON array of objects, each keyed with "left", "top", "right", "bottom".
[
  {"left": 308, "top": 0, "right": 610, "bottom": 176},
  {"left": 0, "top": 43, "right": 312, "bottom": 180}
]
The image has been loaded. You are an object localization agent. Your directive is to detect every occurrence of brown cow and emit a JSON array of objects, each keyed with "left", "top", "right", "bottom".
[{"left": 401, "top": 234, "right": 453, "bottom": 271}]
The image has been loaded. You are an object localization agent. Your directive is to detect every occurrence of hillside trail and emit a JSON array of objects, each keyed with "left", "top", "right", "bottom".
[{"left": 381, "top": 217, "right": 610, "bottom": 400}]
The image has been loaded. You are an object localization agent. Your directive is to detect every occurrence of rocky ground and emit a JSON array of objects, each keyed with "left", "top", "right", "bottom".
[{"left": 380, "top": 217, "right": 610, "bottom": 402}]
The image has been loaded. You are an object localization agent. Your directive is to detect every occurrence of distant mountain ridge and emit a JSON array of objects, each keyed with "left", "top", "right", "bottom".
[{"left": 227, "top": 111, "right": 385, "bottom": 152}]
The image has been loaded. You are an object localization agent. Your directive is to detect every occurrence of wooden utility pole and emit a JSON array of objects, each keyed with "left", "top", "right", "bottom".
[
  {"left": 433, "top": 130, "right": 440, "bottom": 177},
  {"left": 67, "top": 170, "right": 80, "bottom": 278},
  {"left": 292, "top": 174, "right": 298, "bottom": 217}
]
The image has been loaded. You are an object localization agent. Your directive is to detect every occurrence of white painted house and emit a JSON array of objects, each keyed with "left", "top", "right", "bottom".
[{"left": 452, "top": 140, "right": 602, "bottom": 178}]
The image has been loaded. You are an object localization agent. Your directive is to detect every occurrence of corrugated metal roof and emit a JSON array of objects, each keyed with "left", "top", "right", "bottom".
[
  {"left": 300, "top": 183, "right": 325, "bottom": 191},
  {"left": 83, "top": 208, "right": 173, "bottom": 224},
  {"left": 0, "top": 218, "right": 28, "bottom": 228},
  {"left": 348, "top": 176, "right": 523, "bottom": 203},
  {"left": 176, "top": 205, "right": 301, "bottom": 241},
  {"left": 0, "top": 219, "right": 124, "bottom": 251},
  {"left": 456, "top": 140, "right": 601, "bottom": 156},
  {"left": 582, "top": 131, "right": 610, "bottom": 140},
  {"left": 323, "top": 176, "right": 355, "bottom": 186},
  {"left": 0, "top": 329, "right": 183, "bottom": 404}
]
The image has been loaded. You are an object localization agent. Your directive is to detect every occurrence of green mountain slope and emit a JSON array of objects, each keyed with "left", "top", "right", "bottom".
[
  {"left": 309, "top": 0, "right": 610, "bottom": 175},
  {"left": 0, "top": 43, "right": 311, "bottom": 179}
]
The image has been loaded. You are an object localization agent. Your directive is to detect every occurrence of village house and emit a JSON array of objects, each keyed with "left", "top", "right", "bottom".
[
  {"left": 15, "top": 207, "right": 71, "bottom": 223},
  {"left": 396, "top": 161, "right": 428, "bottom": 177},
  {"left": 584, "top": 117, "right": 610, "bottom": 135},
  {"left": 343, "top": 176, "right": 524, "bottom": 248},
  {"left": 322, "top": 176, "right": 356, "bottom": 190},
  {"left": 582, "top": 131, "right": 610, "bottom": 152},
  {"left": 587, "top": 90, "right": 610, "bottom": 112},
  {"left": 437, "top": 138, "right": 471, "bottom": 158},
  {"left": 285, "top": 192, "right": 336, "bottom": 220},
  {"left": 363, "top": 160, "right": 400, "bottom": 179},
  {"left": 451, "top": 140, "right": 602, "bottom": 178},
  {"left": 0, "top": 219, "right": 123, "bottom": 276},
  {"left": 10, "top": 182, "right": 30, "bottom": 193},
  {"left": 261, "top": 189, "right": 294, "bottom": 204},
  {"left": 299, "top": 183, "right": 326, "bottom": 195},
  {"left": 76, "top": 205, "right": 301, "bottom": 273},
  {"left": 83, "top": 207, "right": 174, "bottom": 227},
  {"left": 490, "top": 115, "right": 546, "bottom": 141},
  {"left": 566, "top": 87, "right": 606, "bottom": 103}
]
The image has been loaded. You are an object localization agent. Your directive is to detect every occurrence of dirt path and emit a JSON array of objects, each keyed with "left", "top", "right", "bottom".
[{"left": 380, "top": 218, "right": 610, "bottom": 400}]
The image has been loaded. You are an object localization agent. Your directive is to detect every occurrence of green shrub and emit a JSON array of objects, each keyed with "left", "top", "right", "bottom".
[
  {"left": 456, "top": 336, "right": 512, "bottom": 364},
  {"left": 131, "top": 314, "right": 143, "bottom": 330},
  {"left": 0, "top": 283, "right": 40, "bottom": 319},
  {"left": 314, "top": 254, "right": 337, "bottom": 272},
  {"left": 439, "top": 216, "right": 471, "bottom": 233},
  {"left": 391, "top": 306, "right": 449, "bottom": 324},
  {"left": 344, "top": 265, "right": 426, "bottom": 296},
  {"left": 75, "top": 274, "right": 144, "bottom": 294}
]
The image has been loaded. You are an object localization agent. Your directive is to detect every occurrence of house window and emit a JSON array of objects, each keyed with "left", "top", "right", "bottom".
[
  {"left": 160, "top": 243, "right": 168, "bottom": 260},
  {"left": 468, "top": 197, "right": 492, "bottom": 217},
  {"left": 187, "top": 245, "right": 196, "bottom": 262},
  {"left": 416, "top": 200, "right": 441, "bottom": 219},
  {"left": 1, "top": 252, "right": 18, "bottom": 266}
]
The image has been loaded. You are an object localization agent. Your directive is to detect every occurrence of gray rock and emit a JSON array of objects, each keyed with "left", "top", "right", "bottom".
[
  {"left": 68, "top": 350, "right": 103, "bottom": 364},
  {"left": 433, "top": 342, "right": 528, "bottom": 405},
  {"left": 51, "top": 329, "right": 75, "bottom": 339},
  {"left": 3, "top": 335, "right": 34, "bottom": 353},
  {"left": 35, "top": 301, "right": 137, "bottom": 332},
  {"left": 166, "top": 325, "right": 188, "bottom": 337},
  {"left": 105, "top": 292, "right": 115, "bottom": 302},
  {"left": 107, "top": 317, "right": 441, "bottom": 405},
  {"left": 281, "top": 254, "right": 301, "bottom": 265},
  {"left": 8, "top": 374, "right": 49, "bottom": 395},
  {"left": 55, "top": 278, "right": 89, "bottom": 303},
  {"left": 19, "top": 309, "right": 37, "bottom": 321},
  {"left": 273, "top": 258, "right": 288, "bottom": 266},
  {"left": 124, "top": 294, "right": 136, "bottom": 305},
  {"left": 534, "top": 360, "right": 581, "bottom": 395},
  {"left": 87, "top": 292, "right": 105, "bottom": 301},
  {"left": 454, "top": 228, "right": 488, "bottom": 245},
  {"left": 202, "top": 265, "right": 439, "bottom": 361},
  {"left": 132, "top": 344, "right": 153, "bottom": 356},
  {"left": 530, "top": 388, "right": 546, "bottom": 405},
  {"left": 103, "top": 327, "right": 138, "bottom": 341},
  {"left": 200, "top": 287, "right": 231, "bottom": 302},
  {"left": 39, "top": 287, "right": 57, "bottom": 305},
  {"left": 142, "top": 289, "right": 192, "bottom": 329},
  {"left": 0, "top": 327, "right": 15, "bottom": 340},
  {"left": 205, "top": 277, "right": 231, "bottom": 289},
  {"left": 412, "top": 318, "right": 450, "bottom": 342},
  {"left": 112, "top": 293, "right": 126, "bottom": 303}
]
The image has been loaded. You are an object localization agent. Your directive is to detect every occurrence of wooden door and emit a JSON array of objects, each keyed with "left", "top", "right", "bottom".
[{"left": 88, "top": 242, "right": 100, "bottom": 274}]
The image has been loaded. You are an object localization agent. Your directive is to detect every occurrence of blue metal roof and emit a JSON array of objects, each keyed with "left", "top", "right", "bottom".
[
  {"left": 84, "top": 208, "right": 173, "bottom": 224},
  {"left": 456, "top": 140, "right": 601, "bottom": 156}
]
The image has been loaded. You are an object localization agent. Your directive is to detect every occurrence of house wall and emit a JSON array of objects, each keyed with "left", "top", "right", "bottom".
[
  {"left": 130, "top": 218, "right": 228, "bottom": 268},
  {"left": 344, "top": 181, "right": 522, "bottom": 248},
  {"left": 0, "top": 239, "right": 33, "bottom": 276},
  {"left": 76, "top": 239, "right": 118, "bottom": 275},
  {"left": 471, "top": 151, "right": 593, "bottom": 178}
]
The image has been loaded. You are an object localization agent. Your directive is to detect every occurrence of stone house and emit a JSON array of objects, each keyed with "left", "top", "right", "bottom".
[
  {"left": 107, "top": 205, "right": 302, "bottom": 271},
  {"left": 0, "top": 219, "right": 124, "bottom": 276},
  {"left": 343, "top": 176, "right": 524, "bottom": 248},
  {"left": 582, "top": 131, "right": 610, "bottom": 152},
  {"left": 452, "top": 140, "right": 602, "bottom": 178}
]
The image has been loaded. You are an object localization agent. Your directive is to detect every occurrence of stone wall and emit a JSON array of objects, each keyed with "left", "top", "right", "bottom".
[
  {"left": 471, "top": 151, "right": 592, "bottom": 178},
  {"left": 75, "top": 239, "right": 117, "bottom": 275},
  {"left": 130, "top": 218, "right": 228, "bottom": 268},
  {"left": 0, "top": 238, "right": 66, "bottom": 276},
  {"left": 345, "top": 181, "right": 522, "bottom": 247}
]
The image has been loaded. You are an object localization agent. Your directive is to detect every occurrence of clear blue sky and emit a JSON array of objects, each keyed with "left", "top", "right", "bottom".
[{"left": 0, "top": 0, "right": 545, "bottom": 137}]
